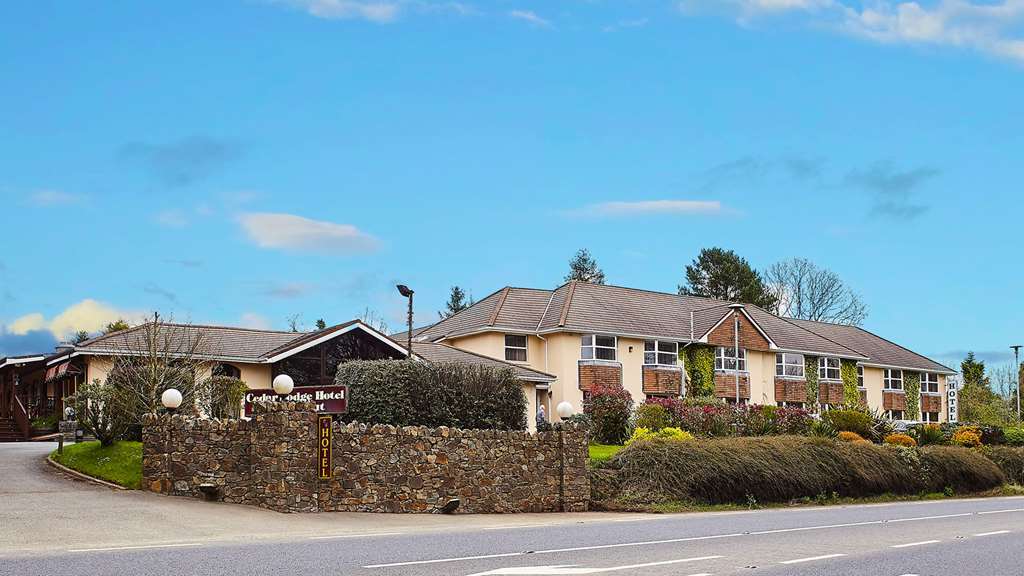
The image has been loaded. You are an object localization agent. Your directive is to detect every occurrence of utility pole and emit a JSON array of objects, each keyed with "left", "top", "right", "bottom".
[
  {"left": 1013, "top": 345, "right": 1022, "bottom": 422},
  {"left": 730, "top": 303, "right": 744, "bottom": 405},
  {"left": 397, "top": 285, "right": 415, "bottom": 356}
]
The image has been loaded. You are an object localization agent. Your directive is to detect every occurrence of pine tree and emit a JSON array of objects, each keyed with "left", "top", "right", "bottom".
[
  {"left": 315, "top": 318, "right": 327, "bottom": 330},
  {"left": 564, "top": 249, "right": 606, "bottom": 285},
  {"left": 679, "top": 247, "right": 777, "bottom": 308},
  {"left": 439, "top": 286, "right": 473, "bottom": 319}
]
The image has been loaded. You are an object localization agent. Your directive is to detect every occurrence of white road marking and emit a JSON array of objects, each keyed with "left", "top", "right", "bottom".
[
  {"left": 464, "top": 556, "right": 722, "bottom": 575},
  {"left": 890, "top": 540, "right": 941, "bottom": 548},
  {"left": 974, "top": 530, "right": 1011, "bottom": 537},
  {"left": 484, "top": 525, "right": 549, "bottom": 531},
  {"left": 364, "top": 505, "right": 1024, "bottom": 569},
  {"left": 309, "top": 532, "right": 403, "bottom": 540},
  {"left": 779, "top": 553, "right": 846, "bottom": 564},
  {"left": 68, "top": 543, "right": 202, "bottom": 553}
]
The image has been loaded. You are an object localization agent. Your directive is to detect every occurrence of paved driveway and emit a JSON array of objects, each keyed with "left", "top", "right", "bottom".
[{"left": 0, "top": 442, "right": 631, "bottom": 556}]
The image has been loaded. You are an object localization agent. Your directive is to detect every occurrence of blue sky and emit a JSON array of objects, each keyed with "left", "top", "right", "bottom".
[{"left": 1, "top": 0, "right": 1022, "bottom": 371}]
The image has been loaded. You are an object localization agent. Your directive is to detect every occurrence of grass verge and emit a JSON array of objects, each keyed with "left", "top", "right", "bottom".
[
  {"left": 50, "top": 440, "right": 142, "bottom": 489},
  {"left": 589, "top": 444, "right": 623, "bottom": 465}
]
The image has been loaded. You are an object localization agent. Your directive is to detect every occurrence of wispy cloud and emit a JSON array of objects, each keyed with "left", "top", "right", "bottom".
[
  {"left": 237, "top": 212, "right": 380, "bottom": 254},
  {"left": 143, "top": 283, "right": 178, "bottom": 303},
  {"left": 118, "top": 135, "right": 241, "bottom": 186},
  {"left": 844, "top": 161, "right": 939, "bottom": 219},
  {"left": 6, "top": 299, "right": 145, "bottom": 340},
  {"left": 27, "top": 190, "right": 82, "bottom": 207},
  {"left": 572, "top": 200, "right": 724, "bottom": 218},
  {"left": 269, "top": 0, "right": 400, "bottom": 22},
  {"left": 678, "top": 0, "right": 1024, "bottom": 63},
  {"left": 163, "top": 258, "right": 204, "bottom": 269},
  {"left": 264, "top": 282, "right": 315, "bottom": 299},
  {"left": 509, "top": 9, "right": 552, "bottom": 27}
]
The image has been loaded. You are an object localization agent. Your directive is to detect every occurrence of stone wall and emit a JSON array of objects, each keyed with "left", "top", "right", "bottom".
[{"left": 142, "top": 402, "right": 589, "bottom": 514}]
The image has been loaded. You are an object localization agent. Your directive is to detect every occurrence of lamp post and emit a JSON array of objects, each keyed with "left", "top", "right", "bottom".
[
  {"left": 272, "top": 374, "right": 294, "bottom": 397},
  {"left": 729, "top": 303, "right": 744, "bottom": 405},
  {"left": 161, "top": 388, "right": 183, "bottom": 413},
  {"left": 556, "top": 401, "right": 574, "bottom": 420},
  {"left": 396, "top": 284, "right": 414, "bottom": 356},
  {"left": 1013, "top": 345, "right": 1022, "bottom": 422}
]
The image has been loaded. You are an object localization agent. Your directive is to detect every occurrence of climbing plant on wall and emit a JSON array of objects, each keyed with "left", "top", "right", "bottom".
[
  {"left": 804, "top": 356, "right": 820, "bottom": 407},
  {"left": 841, "top": 360, "right": 860, "bottom": 405},
  {"left": 685, "top": 346, "right": 716, "bottom": 397},
  {"left": 904, "top": 372, "right": 921, "bottom": 419}
]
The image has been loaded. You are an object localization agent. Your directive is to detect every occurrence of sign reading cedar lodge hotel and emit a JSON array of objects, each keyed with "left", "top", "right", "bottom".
[{"left": 243, "top": 385, "right": 348, "bottom": 417}]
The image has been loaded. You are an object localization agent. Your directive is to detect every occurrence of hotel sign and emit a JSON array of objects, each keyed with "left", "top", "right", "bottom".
[
  {"left": 318, "top": 415, "right": 332, "bottom": 480},
  {"left": 243, "top": 385, "right": 348, "bottom": 416},
  {"left": 947, "top": 380, "right": 959, "bottom": 423}
]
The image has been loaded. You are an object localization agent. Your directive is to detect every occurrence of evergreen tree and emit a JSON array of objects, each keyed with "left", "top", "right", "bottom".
[
  {"left": 564, "top": 249, "right": 606, "bottom": 285},
  {"left": 679, "top": 247, "right": 777, "bottom": 309},
  {"left": 439, "top": 286, "right": 473, "bottom": 319},
  {"left": 72, "top": 330, "right": 91, "bottom": 344},
  {"left": 102, "top": 319, "right": 131, "bottom": 334},
  {"left": 958, "top": 352, "right": 1011, "bottom": 425},
  {"left": 315, "top": 318, "right": 327, "bottom": 330}
]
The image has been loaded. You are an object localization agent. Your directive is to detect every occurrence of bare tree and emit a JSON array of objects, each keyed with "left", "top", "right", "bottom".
[
  {"left": 285, "top": 313, "right": 304, "bottom": 332},
  {"left": 359, "top": 307, "right": 390, "bottom": 334},
  {"left": 763, "top": 258, "right": 867, "bottom": 325}
]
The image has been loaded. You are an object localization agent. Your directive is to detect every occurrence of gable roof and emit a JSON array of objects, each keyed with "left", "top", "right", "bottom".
[
  {"left": 788, "top": 318, "right": 954, "bottom": 374},
  {"left": 412, "top": 342, "right": 556, "bottom": 382}
]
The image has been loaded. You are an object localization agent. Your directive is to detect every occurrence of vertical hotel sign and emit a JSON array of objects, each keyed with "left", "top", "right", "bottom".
[{"left": 318, "top": 415, "right": 332, "bottom": 480}]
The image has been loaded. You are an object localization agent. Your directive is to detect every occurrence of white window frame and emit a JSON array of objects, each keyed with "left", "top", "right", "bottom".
[
  {"left": 715, "top": 346, "right": 746, "bottom": 372},
  {"left": 581, "top": 334, "right": 617, "bottom": 361},
  {"left": 643, "top": 340, "right": 679, "bottom": 367},
  {"left": 886, "top": 409, "right": 905, "bottom": 421},
  {"left": 857, "top": 365, "right": 865, "bottom": 388},
  {"left": 819, "top": 357, "right": 841, "bottom": 381},
  {"left": 504, "top": 334, "right": 528, "bottom": 363},
  {"left": 921, "top": 372, "right": 939, "bottom": 394},
  {"left": 775, "top": 353, "right": 805, "bottom": 379},
  {"left": 883, "top": 368, "right": 904, "bottom": 391},
  {"left": 922, "top": 411, "right": 940, "bottom": 423}
]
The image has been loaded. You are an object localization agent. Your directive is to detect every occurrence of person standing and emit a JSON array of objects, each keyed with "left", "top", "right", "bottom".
[{"left": 536, "top": 403, "right": 547, "bottom": 427}]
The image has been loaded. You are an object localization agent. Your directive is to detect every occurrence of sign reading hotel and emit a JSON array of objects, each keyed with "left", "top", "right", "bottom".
[
  {"left": 243, "top": 385, "right": 348, "bottom": 417},
  {"left": 947, "top": 380, "right": 959, "bottom": 423},
  {"left": 318, "top": 415, "right": 332, "bottom": 480}
]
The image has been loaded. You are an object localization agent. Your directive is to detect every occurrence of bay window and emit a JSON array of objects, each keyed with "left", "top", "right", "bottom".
[
  {"left": 644, "top": 340, "right": 678, "bottom": 366},
  {"left": 715, "top": 346, "right": 746, "bottom": 371},
  {"left": 775, "top": 353, "right": 805, "bottom": 378},
  {"left": 581, "top": 335, "right": 617, "bottom": 361}
]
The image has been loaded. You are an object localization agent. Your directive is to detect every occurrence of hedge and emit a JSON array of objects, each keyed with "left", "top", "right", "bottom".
[
  {"left": 984, "top": 446, "right": 1024, "bottom": 484},
  {"left": 608, "top": 436, "right": 1005, "bottom": 505},
  {"left": 336, "top": 360, "right": 527, "bottom": 430}
]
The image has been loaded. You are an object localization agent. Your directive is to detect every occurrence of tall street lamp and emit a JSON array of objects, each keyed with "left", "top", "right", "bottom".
[
  {"left": 1013, "top": 345, "right": 1022, "bottom": 422},
  {"left": 396, "top": 284, "right": 414, "bottom": 356}
]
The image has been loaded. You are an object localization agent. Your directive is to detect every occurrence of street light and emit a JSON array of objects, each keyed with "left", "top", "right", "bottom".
[
  {"left": 556, "top": 401, "right": 575, "bottom": 419},
  {"left": 272, "top": 374, "right": 294, "bottom": 396},
  {"left": 1013, "top": 345, "right": 1022, "bottom": 422},
  {"left": 161, "top": 388, "right": 183, "bottom": 413},
  {"left": 396, "top": 284, "right": 414, "bottom": 356}
]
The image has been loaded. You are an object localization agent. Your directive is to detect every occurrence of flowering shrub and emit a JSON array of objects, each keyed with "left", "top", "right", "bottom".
[
  {"left": 910, "top": 424, "right": 946, "bottom": 446},
  {"left": 838, "top": 431, "right": 868, "bottom": 443},
  {"left": 952, "top": 428, "right": 983, "bottom": 448},
  {"left": 822, "top": 410, "right": 874, "bottom": 439},
  {"left": 625, "top": 426, "right": 694, "bottom": 446},
  {"left": 584, "top": 384, "right": 634, "bottom": 445},
  {"left": 884, "top": 433, "right": 917, "bottom": 447},
  {"left": 641, "top": 398, "right": 811, "bottom": 438}
]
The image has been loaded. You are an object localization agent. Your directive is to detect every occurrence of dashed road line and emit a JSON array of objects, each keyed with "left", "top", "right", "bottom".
[
  {"left": 890, "top": 540, "right": 941, "bottom": 548},
  {"left": 309, "top": 532, "right": 404, "bottom": 540},
  {"left": 779, "top": 553, "right": 846, "bottom": 564},
  {"left": 974, "top": 530, "right": 1011, "bottom": 537},
  {"left": 68, "top": 543, "right": 202, "bottom": 553}
]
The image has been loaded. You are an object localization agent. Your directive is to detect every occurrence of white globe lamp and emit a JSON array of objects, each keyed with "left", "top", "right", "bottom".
[
  {"left": 161, "top": 388, "right": 183, "bottom": 412},
  {"left": 556, "top": 401, "right": 575, "bottom": 419},
  {"left": 272, "top": 374, "right": 294, "bottom": 396}
]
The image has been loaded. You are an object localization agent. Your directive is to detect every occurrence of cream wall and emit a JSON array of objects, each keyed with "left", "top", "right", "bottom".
[
  {"left": 861, "top": 366, "right": 884, "bottom": 412},
  {"left": 617, "top": 337, "right": 645, "bottom": 403},
  {"left": 747, "top": 350, "right": 775, "bottom": 405}
]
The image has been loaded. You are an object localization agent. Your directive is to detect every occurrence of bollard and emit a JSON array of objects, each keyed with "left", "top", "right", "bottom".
[{"left": 58, "top": 433, "right": 63, "bottom": 455}]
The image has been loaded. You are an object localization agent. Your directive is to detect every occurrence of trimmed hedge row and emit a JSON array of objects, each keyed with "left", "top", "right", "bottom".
[
  {"left": 336, "top": 360, "right": 527, "bottom": 430},
  {"left": 609, "top": 436, "right": 1005, "bottom": 505},
  {"left": 985, "top": 446, "right": 1024, "bottom": 484}
]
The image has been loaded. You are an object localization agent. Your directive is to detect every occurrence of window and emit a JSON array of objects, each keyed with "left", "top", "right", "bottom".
[
  {"left": 212, "top": 363, "right": 241, "bottom": 379},
  {"left": 581, "top": 335, "right": 617, "bottom": 361},
  {"left": 922, "top": 411, "right": 940, "bottom": 423},
  {"left": 921, "top": 372, "right": 939, "bottom": 394},
  {"left": 504, "top": 334, "right": 528, "bottom": 362},
  {"left": 775, "top": 353, "right": 805, "bottom": 378},
  {"left": 883, "top": 369, "right": 904, "bottom": 391},
  {"left": 819, "top": 357, "right": 841, "bottom": 380},
  {"left": 857, "top": 365, "right": 864, "bottom": 388},
  {"left": 715, "top": 346, "right": 746, "bottom": 371},
  {"left": 886, "top": 409, "right": 905, "bottom": 420},
  {"left": 644, "top": 340, "right": 678, "bottom": 366}
]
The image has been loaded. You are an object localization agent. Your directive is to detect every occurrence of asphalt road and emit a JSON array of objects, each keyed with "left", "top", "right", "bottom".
[{"left": 3, "top": 443, "right": 1024, "bottom": 576}]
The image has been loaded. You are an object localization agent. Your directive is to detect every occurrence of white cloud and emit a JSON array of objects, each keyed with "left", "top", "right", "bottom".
[
  {"left": 679, "top": 0, "right": 1024, "bottom": 62},
  {"left": 573, "top": 200, "right": 724, "bottom": 217},
  {"left": 237, "top": 212, "right": 380, "bottom": 254},
  {"left": 509, "top": 9, "right": 552, "bottom": 27},
  {"left": 270, "top": 0, "right": 401, "bottom": 22},
  {"left": 27, "top": 190, "right": 82, "bottom": 207},
  {"left": 6, "top": 300, "right": 145, "bottom": 340},
  {"left": 239, "top": 312, "right": 272, "bottom": 330}
]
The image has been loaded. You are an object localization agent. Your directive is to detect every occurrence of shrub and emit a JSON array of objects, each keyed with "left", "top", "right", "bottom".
[
  {"left": 822, "top": 410, "right": 873, "bottom": 439},
  {"left": 610, "top": 435, "right": 1005, "bottom": 505},
  {"left": 838, "top": 431, "right": 868, "bottom": 443},
  {"left": 979, "top": 426, "right": 1007, "bottom": 445},
  {"left": 984, "top": 446, "right": 1024, "bottom": 484},
  {"left": 884, "top": 433, "right": 917, "bottom": 447},
  {"left": 584, "top": 384, "right": 634, "bottom": 444},
  {"left": 65, "top": 379, "right": 132, "bottom": 447},
  {"left": 626, "top": 426, "right": 694, "bottom": 446},
  {"left": 809, "top": 420, "right": 838, "bottom": 438},
  {"left": 634, "top": 403, "right": 671, "bottom": 431},
  {"left": 910, "top": 424, "right": 946, "bottom": 446},
  {"left": 198, "top": 376, "right": 249, "bottom": 419},
  {"left": 337, "top": 360, "right": 527, "bottom": 430},
  {"left": 642, "top": 399, "right": 810, "bottom": 438},
  {"left": 1004, "top": 427, "right": 1024, "bottom": 446},
  {"left": 952, "top": 428, "right": 983, "bottom": 448}
]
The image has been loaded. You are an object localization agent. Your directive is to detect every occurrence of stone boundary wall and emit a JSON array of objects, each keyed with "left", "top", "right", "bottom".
[{"left": 142, "top": 402, "right": 589, "bottom": 514}]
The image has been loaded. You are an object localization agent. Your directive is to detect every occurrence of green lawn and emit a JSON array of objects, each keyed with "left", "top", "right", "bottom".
[
  {"left": 51, "top": 440, "right": 142, "bottom": 489},
  {"left": 589, "top": 444, "right": 623, "bottom": 464}
]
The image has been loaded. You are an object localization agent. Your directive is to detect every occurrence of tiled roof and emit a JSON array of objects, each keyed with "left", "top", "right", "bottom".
[
  {"left": 76, "top": 322, "right": 305, "bottom": 361},
  {"left": 412, "top": 342, "right": 556, "bottom": 382},
  {"left": 743, "top": 307, "right": 865, "bottom": 359},
  {"left": 414, "top": 287, "right": 550, "bottom": 341},
  {"left": 788, "top": 319, "right": 954, "bottom": 374}
]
